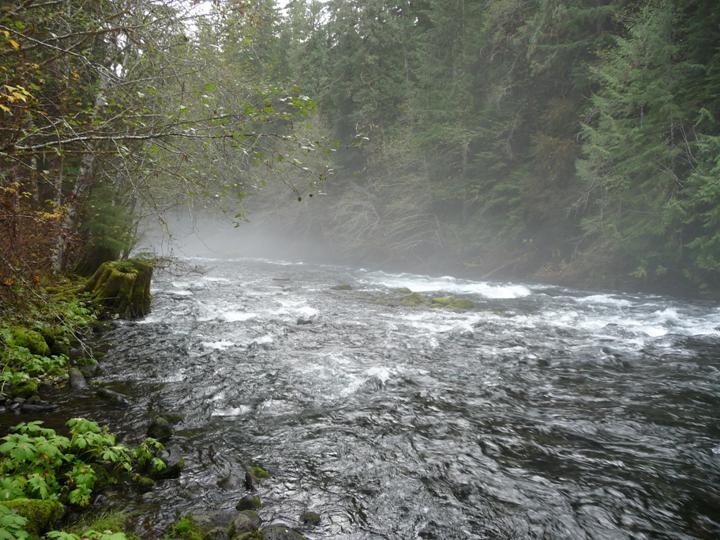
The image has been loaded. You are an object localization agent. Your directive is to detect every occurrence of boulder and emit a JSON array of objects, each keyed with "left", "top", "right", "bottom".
[
  {"left": 236, "top": 495, "right": 262, "bottom": 511},
  {"left": 300, "top": 511, "right": 321, "bottom": 526},
  {"left": 228, "top": 510, "right": 261, "bottom": 537}
]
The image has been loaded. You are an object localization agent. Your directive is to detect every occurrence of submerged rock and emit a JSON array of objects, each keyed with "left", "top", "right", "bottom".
[
  {"left": 96, "top": 387, "right": 130, "bottom": 406},
  {"left": 20, "top": 400, "right": 58, "bottom": 413}
]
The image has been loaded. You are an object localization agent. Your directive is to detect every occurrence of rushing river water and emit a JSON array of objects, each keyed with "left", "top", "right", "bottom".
[{"left": 16, "top": 257, "right": 720, "bottom": 538}]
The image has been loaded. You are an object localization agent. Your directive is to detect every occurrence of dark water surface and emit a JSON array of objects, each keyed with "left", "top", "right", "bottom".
[{"left": 6, "top": 257, "right": 720, "bottom": 538}]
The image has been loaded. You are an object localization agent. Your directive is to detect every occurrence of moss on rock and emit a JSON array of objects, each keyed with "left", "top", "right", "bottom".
[
  {"left": 300, "top": 511, "right": 321, "bottom": 526},
  {"left": 431, "top": 296, "right": 475, "bottom": 310},
  {"left": 9, "top": 378, "right": 38, "bottom": 398},
  {"left": 399, "top": 292, "right": 429, "bottom": 307},
  {"left": 3, "top": 498, "right": 63, "bottom": 536},
  {"left": 83, "top": 259, "right": 153, "bottom": 319},
  {"left": 236, "top": 495, "right": 262, "bottom": 511},
  {"left": 9, "top": 328, "right": 50, "bottom": 356}
]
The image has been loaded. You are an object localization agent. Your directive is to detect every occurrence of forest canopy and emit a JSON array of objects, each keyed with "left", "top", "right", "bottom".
[{"left": 2, "top": 0, "right": 719, "bottom": 297}]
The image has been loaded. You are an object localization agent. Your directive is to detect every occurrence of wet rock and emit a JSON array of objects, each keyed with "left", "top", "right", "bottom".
[
  {"left": 21, "top": 400, "right": 58, "bottom": 413},
  {"left": 69, "top": 346, "right": 84, "bottom": 360},
  {"left": 147, "top": 415, "right": 173, "bottom": 442},
  {"left": 300, "top": 511, "right": 321, "bottom": 526},
  {"left": 130, "top": 473, "right": 156, "bottom": 492},
  {"left": 244, "top": 465, "right": 270, "bottom": 490},
  {"left": 228, "top": 510, "right": 261, "bottom": 537},
  {"left": 296, "top": 317, "right": 315, "bottom": 325},
  {"left": 69, "top": 367, "right": 89, "bottom": 390},
  {"left": 96, "top": 387, "right": 131, "bottom": 406},
  {"left": 236, "top": 495, "right": 262, "bottom": 511},
  {"left": 155, "top": 445, "right": 185, "bottom": 478},
  {"left": 260, "top": 525, "right": 307, "bottom": 540}
]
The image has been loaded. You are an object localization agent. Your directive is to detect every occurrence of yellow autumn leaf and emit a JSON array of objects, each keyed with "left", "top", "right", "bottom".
[
  {"left": 0, "top": 104, "right": 11, "bottom": 113},
  {"left": 8, "top": 39, "right": 20, "bottom": 50}
]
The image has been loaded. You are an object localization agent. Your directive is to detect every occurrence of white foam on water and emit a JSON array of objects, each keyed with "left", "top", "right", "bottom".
[
  {"left": 203, "top": 276, "right": 231, "bottom": 283},
  {"left": 576, "top": 294, "right": 632, "bottom": 307},
  {"left": 251, "top": 334, "right": 274, "bottom": 345},
  {"left": 212, "top": 405, "right": 252, "bottom": 417},
  {"left": 220, "top": 311, "right": 256, "bottom": 322},
  {"left": 362, "top": 271, "right": 531, "bottom": 299},
  {"left": 168, "top": 289, "right": 193, "bottom": 296},
  {"left": 202, "top": 340, "right": 234, "bottom": 350}
]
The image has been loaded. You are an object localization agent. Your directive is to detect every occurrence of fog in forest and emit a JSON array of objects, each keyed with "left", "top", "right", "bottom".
[{"left": 2, "top": 1, "right": 720, "bottom": 539}]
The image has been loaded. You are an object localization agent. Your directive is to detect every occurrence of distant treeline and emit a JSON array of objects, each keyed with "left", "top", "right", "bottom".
[
  {"left": 265, "top": 0, "right": 720, "bottom": 296},
  {"left": 2, "top": 1, "right": 719, "bottom": 297}
]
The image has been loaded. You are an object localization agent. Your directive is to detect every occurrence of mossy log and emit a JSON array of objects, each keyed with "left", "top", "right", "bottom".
[{"left": 83, "top": 259, "right": 153, "bottom": 319}]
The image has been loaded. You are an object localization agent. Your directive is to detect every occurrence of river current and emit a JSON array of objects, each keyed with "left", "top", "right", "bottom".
[{"left": 41, "top": 258, "right": 720, "bottom": 538}]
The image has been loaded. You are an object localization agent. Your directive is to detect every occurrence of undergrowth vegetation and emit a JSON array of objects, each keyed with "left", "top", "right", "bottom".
[{"left": 0, "top": 420, "right": 165, "bottom": 539}]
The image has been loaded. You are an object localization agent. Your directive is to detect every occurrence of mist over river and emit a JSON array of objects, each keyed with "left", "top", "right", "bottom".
[{"left": 47, "top": 257, "right": 720, "bottom": 538}]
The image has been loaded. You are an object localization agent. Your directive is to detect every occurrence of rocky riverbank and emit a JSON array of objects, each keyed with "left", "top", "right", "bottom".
[{"left": 0, "top": 260, "right": 319, "bottom": 539}]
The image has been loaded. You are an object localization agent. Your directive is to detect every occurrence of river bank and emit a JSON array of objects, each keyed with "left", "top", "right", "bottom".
[{"left": 0, "top": 260, "right": 316, "bottom": 540}]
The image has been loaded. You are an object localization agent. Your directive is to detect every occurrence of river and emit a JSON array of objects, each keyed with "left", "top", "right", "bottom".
[{"left": 31, "top": 257, "right": 720, "bottom": 538}]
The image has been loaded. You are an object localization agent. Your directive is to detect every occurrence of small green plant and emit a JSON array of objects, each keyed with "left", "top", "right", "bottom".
[
  {"left": 0, "top": 503, "right": 29, "bottom": 540},
  {"left": 0, "top": 419, "right": 167, "bottom": 509},
  {"left": 48, "top": 531, "right": 128, "bottom": 540}
]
